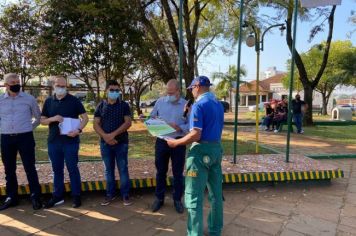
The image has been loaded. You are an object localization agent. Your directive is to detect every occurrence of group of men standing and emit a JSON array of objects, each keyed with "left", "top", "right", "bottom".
[{"left": 0, "top": 73, "right": 225, "bottom": 236}]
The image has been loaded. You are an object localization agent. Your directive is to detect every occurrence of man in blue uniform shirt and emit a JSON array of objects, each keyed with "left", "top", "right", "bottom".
[
  {"left": 150, "top": 79, "right": 189, "bottom": 213},
  {"left": 167, "top": 76, "right": 224, "bottom": 236}
]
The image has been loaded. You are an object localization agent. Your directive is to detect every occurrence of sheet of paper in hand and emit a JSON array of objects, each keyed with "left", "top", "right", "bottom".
[
  {"left": 144, "top": 118, "right": 176, "bottom": 137},
  {"left": 59, "top": 118, "right": 81, "bottom": 135}
]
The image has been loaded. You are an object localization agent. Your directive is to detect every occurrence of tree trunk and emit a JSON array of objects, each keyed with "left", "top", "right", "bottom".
[
  {"left": 321, "top": 92, "right": 328, "bottom": 115},
  {"left": 303, "top": 86, "right": 314, "bottom": 125}
]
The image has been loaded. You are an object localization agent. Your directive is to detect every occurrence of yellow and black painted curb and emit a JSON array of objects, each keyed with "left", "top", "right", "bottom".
[{"left": 0, "top": 169, "right": 343, "bottom": 196}]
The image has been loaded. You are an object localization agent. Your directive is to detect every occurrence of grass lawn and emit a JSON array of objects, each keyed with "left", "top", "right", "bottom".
[
  {"left": 30, "top": 121, "right": 273, "bottom": 162},
  {"left": 303, "top": 125, "right": 356, "bottom": 144}
]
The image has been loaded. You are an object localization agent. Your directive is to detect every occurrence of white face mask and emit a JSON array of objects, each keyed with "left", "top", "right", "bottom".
[{"left": 55, "top": 87, "right": 67, "bottom": 96}]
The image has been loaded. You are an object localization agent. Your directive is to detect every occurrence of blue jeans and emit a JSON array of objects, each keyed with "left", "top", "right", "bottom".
[
  {"left": 155, "top": 138, "right": 186, "bottom": 201},
  {"left": 100, "top": 142, "right": 130, "bottom": 198},
  {"left": 48, "top": 141, "right": 81, "bottom": 198},
  {"left": 293, "top": 113, "right": 303, "bottom": 133}
]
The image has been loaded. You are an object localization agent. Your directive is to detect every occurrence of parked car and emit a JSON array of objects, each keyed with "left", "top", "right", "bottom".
[{"left": 220, "top": 101, "right": 230, "bottom": 113}]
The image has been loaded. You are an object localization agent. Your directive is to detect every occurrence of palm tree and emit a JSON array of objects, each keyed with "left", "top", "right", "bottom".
[{"left": 212, "top": 65, "right": 247, "bottom": 112}]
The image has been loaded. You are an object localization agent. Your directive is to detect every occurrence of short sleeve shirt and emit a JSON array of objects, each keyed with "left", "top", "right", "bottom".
[
  {"left": 41, "top": 94, "right": 86, "bottom": 143},
  {"left": 189, "top": 93, "right": 224, "bottom": 142},
  {"left": 94, "top": 99, "right": 131, "bottom": 144}
]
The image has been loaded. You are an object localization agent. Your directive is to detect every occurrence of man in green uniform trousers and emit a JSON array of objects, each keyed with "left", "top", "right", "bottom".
[{"left": 167, "top": 75, "right": 224, "bottom": 236}]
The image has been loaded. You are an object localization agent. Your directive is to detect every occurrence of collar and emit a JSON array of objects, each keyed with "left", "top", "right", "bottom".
[
  {"left": 54, "top": 93, "right": 68, "bottom": 101},
  {"left": 196, "top": 92, "right": 215, "bottom": 102},
  {"left": 4, "top": 91, "right": 24, "bottom": 98}
]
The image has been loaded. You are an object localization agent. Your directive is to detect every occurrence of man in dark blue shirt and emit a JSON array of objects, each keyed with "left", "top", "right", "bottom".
[
  {"left": 41, "top": 76, "right": 88, "bottom": 208},
  {"left": 167, "top": 76, "right": 224, "bottom": 236},
  {"left": 93, "top": 80, "right": 132, "bottom": 206}
]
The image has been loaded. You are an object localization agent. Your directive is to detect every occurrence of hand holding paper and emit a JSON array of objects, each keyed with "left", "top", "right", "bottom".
[{"left": 59, "top": 118, "right": 81, "bottom": 135}]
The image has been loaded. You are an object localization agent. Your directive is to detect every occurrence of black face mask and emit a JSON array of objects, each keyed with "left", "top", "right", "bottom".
[{"left": 9, "top": 84, "right": 21, "bottom": 93}]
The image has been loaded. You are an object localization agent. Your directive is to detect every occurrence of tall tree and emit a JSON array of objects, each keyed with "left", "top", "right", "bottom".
[
  {"left": 212, "top": 64, "right": 246, "bottom": 111},
  {"left": 0, "top": 1, "right": 41, "bottom": 89},
  {"left": 134, "top": 0, "right": 245, "bottom": 94},
  {"left": 263, "top": 0, "right": 337, "bottom": 124},
  {"left": 283, "top": 41, "right": 356, "bottom": 115},
  {"left": 39, "top": 0, "right": 145, "bottom": 101}
]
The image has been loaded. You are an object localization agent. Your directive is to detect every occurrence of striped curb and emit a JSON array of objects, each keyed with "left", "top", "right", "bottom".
[{"left": 0, "top": 169, "right": 343, "bottom": 196}]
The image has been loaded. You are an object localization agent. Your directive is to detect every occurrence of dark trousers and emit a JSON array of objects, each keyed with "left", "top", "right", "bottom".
[
  {"left": 155, "top": 138, "right": 186, "bottom": 201},
  {"left": 0, "top": 132, "right": 41, "bottom": 200},
  {"left": 48, "top": 141, "right": 81, "bottom": 198}
]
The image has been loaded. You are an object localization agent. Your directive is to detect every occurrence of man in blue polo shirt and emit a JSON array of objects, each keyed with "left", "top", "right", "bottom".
[
  {"left": 167, "top": 76, "right": 224, "bottom": 236},
  {"left": 93, "top": 80, "right": 132, "bottom": 206},
  {"left": 41, "top": 76, "right": 88, "bottom": 208}
]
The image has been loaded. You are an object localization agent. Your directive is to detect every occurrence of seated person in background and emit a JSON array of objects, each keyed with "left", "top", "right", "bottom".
[
  {"left": 273, "top": 101, "right": 288, "bottom": 133},
  {"left": 263, "top": 103, "right": 274, "bottom": 131}
]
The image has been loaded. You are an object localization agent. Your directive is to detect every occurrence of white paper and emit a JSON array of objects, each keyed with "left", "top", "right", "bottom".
[{"left": 59, "top": 118, "right": 81, "bottom": 135}]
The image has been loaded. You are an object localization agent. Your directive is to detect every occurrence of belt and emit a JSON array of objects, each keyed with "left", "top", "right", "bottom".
[
  {"left": 197, "top": 140, "right": 220, "bottom": 144},
  {"left": 1, "top": 131, "right": 32, "bottom": 137}
]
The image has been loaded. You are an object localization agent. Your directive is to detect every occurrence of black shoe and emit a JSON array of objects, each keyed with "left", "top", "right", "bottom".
[
  {"left": 174, "top": 200, "right": 184, "bottom": 214},
  {"left": 31, "top": 198, "right": 43, "bottom": 210},
  {"left": 72, "top": 196, "right": 81, "bottom": 208},
  {"left": 45, "top": 196, "right": 64, "bottom": 209},
  {"left": 0, "top": 197, "right": 18, "bottom": 211},
  {"left": 151, "top": 199, "right": 164, "bottom": 212}
]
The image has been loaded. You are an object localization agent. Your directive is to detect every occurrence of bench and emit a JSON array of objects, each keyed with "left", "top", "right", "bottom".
[
  {"left": 278, "top": 121, "right": 296, "bottom": 132},
  {"left": 312, "top": 107, "right": 322, "bottom": 115}
]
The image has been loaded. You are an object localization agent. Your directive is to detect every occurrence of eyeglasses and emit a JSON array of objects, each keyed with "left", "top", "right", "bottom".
[
  {"left": 109, "top": 89, "right": 120, "bottom": 92},
  {"left": 189, "top": 85, "right": 199, "bottom": 90}
]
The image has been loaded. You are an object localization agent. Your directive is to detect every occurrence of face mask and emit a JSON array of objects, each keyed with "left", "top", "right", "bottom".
[
  {"left": 108, "top": 91, "right": 121, "bottom": 100},
  {"left": 9, "top": 84, "right": 21, "bottom": 93},
  {"left": 55, "top": 87, "right": 67, "bottom": 96},
  {"left": 167, "top": 95, "right": 178, "bottom": 103}
]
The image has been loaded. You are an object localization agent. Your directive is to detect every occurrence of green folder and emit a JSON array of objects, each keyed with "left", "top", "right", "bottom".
[{"left": 144, "top": 118, "right": 176, "bottom": 137}]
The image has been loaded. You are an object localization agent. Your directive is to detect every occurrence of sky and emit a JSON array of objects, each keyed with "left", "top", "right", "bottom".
[{"left": 199, "top": 0, "right": 356, "bottom": 83}]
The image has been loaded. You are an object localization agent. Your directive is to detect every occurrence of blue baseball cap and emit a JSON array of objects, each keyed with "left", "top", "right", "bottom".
[{"left": 187, "top": 76, "right": 213, "bottom": 89}]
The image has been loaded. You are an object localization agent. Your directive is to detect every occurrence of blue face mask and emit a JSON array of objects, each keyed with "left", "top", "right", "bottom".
[
  {"left": 108, "top": 91, "right": 121, "bottom": 100},
  {"left": 167, "top": 95, "right": 178, "bottom": 103}
]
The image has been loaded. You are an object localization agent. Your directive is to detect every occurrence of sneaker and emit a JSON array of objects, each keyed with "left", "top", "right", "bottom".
[
  {"left": 264, "top": 128, "right": 269, "bottom": 131},
  {"left": 300, "top": 130, "right": 304, "bottom": 134},
  {"left": 0, "top": 197, "right": 18, "bottom": 211},
  {"left": 123, "top": 196, "right": 133, "bottom": 206},
  {"left": 101, "top": 195, "right": 117, "bottom": 206},
  {"left": 274, "top": 129, "right": 279, "bottom": 133},
  {"left": 45, "top": 196, "right": 64, "bottom": 209}
]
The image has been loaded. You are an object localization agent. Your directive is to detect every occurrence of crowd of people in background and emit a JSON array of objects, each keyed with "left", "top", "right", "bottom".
[{"left": 262, "top": 94, "right": 307, "bottom": 134}]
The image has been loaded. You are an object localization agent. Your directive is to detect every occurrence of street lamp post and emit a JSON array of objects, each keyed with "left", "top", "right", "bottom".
[{"left": 243, "top": 22, "right": 286, "bottom": 154}]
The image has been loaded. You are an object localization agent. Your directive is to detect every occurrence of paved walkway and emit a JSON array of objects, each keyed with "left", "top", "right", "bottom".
[
  {"left": 0, "top": 158, "right": 355, "bottom": 236},
  {"left": 233, "top": 127, "right": 356, "bottom": 155}
]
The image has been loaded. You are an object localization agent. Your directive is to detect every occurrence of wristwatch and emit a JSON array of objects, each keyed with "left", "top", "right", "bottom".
[{"left": 78, "top": 128, "right": 83, "bottom": 133}]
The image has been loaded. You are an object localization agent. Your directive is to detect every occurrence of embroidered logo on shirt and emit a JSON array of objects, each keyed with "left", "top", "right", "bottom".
[
  {"left": 203, "top": 155, "right": 210, "bottom": 164},
  {"left": 187, "top": 170, "right": 197, "bottom": 177}
]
